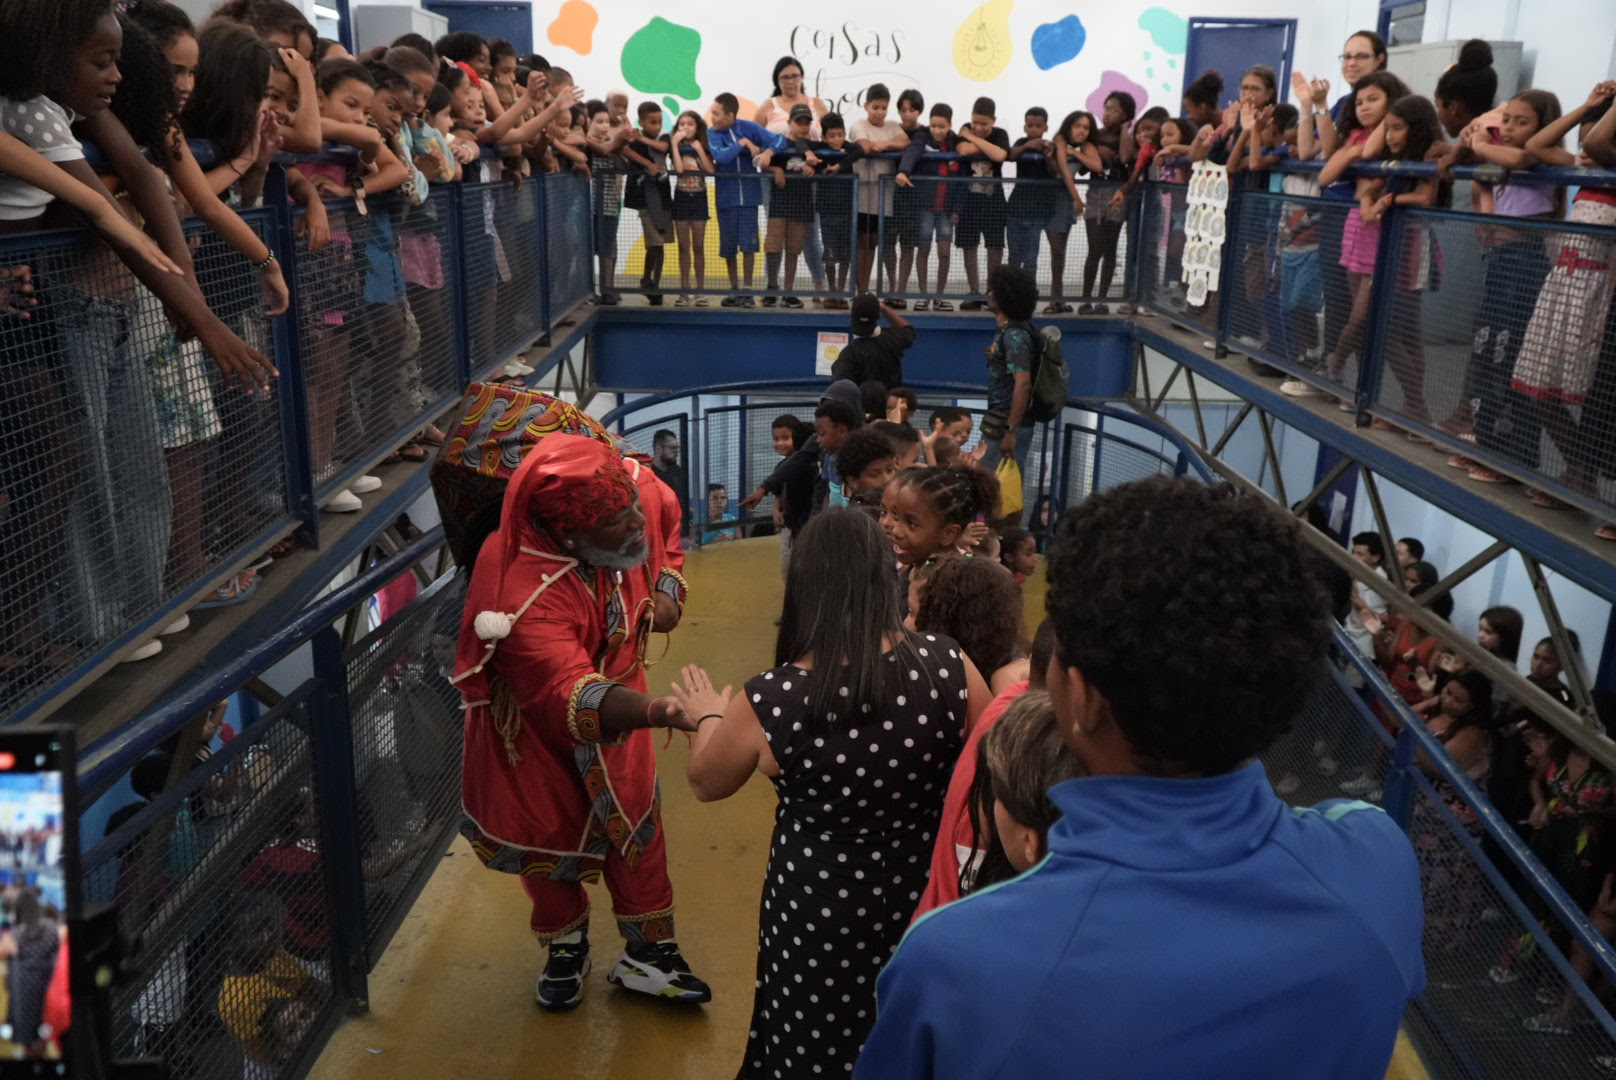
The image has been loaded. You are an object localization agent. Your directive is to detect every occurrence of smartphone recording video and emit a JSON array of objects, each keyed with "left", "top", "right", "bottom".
[{"left": 0, "top": 731, "right": 76, "bottom": 1070}]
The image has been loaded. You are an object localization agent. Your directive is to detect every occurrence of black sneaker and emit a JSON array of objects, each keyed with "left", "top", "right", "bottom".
[
  {"left": 960, "top": 299, "right": 985, "bottom": 311},
  {"left": 536, "top": 931, "right": 591, "bottom": 1011},
  {"left": 607, "top": 940, "right": 712, "bottom": 1003},
  {"left": 741, "top": 295, "right": 756, "bottom": 308},
  {"left": 762, "top": 294, "right": 779, "bottom": 307},
  {"left": 781, "top": 296, "right": 804, "bottom": 308},
  {"left": 721, "top": 295, "right": 743, "bottom": 307}
]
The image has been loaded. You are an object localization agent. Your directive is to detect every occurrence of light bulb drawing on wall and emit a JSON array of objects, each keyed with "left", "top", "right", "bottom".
[{"left": 953, "top": 0, "right": 1013, "bottom": 82}]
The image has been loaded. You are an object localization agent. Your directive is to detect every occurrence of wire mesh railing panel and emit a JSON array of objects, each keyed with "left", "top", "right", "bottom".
[
  {"left": 0, "top": 220, "right": 293, "bottom": 720},
  {"left": 1137, "top": 181, "right": 1218, "bottom": 336},
  {"left": 344, "top": 574, "right": 467, "bottom": 955},
  {"left": 1258, "top": 661, "right": 1394, "bottom": 810},
  {"left": 461, "top": 181, "right": 545, "bottom": 380},
  {"left": 607, "top": 173, "right": 863, "bottom": 307},
  {"left": 1368, "top": 209, "right": 1616, "bottom": 520},
  {"left": 398, "top": 188, "right": 463, "bottom": 415},
  {"left": 700, "top": 405, "right": 795, "bottom": 539},
  {"left": 83, "top": 693, "right": 336, "bottom": 1080},
  {"left": 544, "top": 170, "right": 594, "bottom": 324},
  {"left": 1401, "top": 773, "right": 1616, "bottom": 1079},
  {"left": 872, "top": 176, "right": 1132, "bottom": 308},
  {"left": 1222, "top": 189, "right": 1357, "bottom": 397}
]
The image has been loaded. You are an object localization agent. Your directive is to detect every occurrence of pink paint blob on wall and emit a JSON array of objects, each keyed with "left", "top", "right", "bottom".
[
  {"left": 1087, "top": 70, "right": 1151, "bottom": 118},
  {"left": 548, "top": 0, "right": 599, "bottom": 56}
]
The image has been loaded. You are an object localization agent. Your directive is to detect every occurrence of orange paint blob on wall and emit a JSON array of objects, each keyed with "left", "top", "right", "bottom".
[{"left": 547, "top": 0, "right": 599, "bottom": 55}]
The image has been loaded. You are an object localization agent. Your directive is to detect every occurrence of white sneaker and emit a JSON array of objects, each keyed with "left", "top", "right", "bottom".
[
  {"left": 327, "top": 489, "right": 363, "bottom": 513},
  {"left": 159, "top": 614, "right": 190, "bottom": 636},
  {"left": 606, "top": 941, "right": 712, "bottom": 1003},
  {"left": 349, "top": 474, "right": 383, "bottom": 494},
  {"left": 1279, "top": 378, "right": 1318, "bottom": 397},
  {"left": 121, "top": 639, "right": 163, "bottom": 663},
  {"left": 505, "top": 359, "right": 535, "bottom": 376}
]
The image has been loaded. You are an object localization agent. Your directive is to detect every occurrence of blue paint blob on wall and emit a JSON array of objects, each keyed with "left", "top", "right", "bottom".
[
  {"left": 1138, "top": 7, "right": 1188, "bottom": 53},
  {"left": 1031, "top": 15, "right": 1086, "bottom": 71}
]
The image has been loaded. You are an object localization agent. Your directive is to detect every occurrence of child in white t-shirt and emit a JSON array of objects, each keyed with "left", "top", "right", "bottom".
[{"left": 849, "top": 82, "right": 909, "bottom": 293}]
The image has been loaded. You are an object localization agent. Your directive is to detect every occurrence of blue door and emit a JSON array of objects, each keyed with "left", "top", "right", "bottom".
[
  {"left": 1182, "top": 18, "right": 1296, "bottom": 109},
  {"left": 422, "top": 1, "right": 533, "bottom": 54}
]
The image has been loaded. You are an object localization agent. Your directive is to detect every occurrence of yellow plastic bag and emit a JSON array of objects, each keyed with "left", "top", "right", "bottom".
[{"left": 996, "top": 457, "right": 1023, "bottom": 519}]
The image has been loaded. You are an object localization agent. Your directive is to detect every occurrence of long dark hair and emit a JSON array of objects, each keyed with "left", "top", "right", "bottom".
[
  {"left": 775, "top": 508, "right": 916, "bottom": 725},
  {"left": 123, "top": 0, "right": 194, "bottom": 47},
  {"left": 181, "top": 19, "right": 271, "bottom": 158},
  {"left": 1479, "top": 605, "right": 1523, "bottom": 664},
  {"left": 111, "top": 12, "right": 184, "bottom": 160},
  {"left": 1383, "top": 95, "right": 1444, "bottom": 163},
  {"left": 1445, "top": 668, "right": 1495, "bottom": 731},
  {"left": 961, "top": 738, "right": 1016, "bottom": 895},
  {"left": 1338, "top": 70, "right": 1410, "bottom": 140}
]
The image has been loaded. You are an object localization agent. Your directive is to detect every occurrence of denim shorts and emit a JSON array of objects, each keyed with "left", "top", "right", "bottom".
[
  {"left": 718, "top": 206, "right": 761, "bottom": 258},
  {"left": 917, "top": 210, "right": 954, "bottom": 244}
]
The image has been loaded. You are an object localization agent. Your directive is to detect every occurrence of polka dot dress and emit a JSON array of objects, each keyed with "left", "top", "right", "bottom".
[{"left": 739, "top": 634, "right": 967, "bottom": 1079}]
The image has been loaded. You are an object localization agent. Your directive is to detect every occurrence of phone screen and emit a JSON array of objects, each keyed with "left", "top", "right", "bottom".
[{"left": 0, "top": 730, "right": 76, "bottom": 1070}]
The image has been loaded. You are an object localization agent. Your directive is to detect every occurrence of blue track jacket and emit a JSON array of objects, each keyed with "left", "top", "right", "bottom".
[{"left": 856, "top": 761, "right": 1426, "bottom": 1080}]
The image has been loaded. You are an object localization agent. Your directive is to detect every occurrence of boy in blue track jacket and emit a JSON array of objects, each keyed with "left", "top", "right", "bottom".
[{"left": 857, "top": 477, "right": 1426, "bottom": 1080}]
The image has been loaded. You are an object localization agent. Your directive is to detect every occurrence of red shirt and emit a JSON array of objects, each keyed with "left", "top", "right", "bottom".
[{"left": 912, "top": 681, "right": 1030, "bottom": 921}]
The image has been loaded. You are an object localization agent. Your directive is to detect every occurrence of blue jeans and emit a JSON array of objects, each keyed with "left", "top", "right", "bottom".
[
  {"left": 59, "top": 285, "right": 172, "bottom": 641},
  {"left": 1006, "top": 217, "right": 1043, "bottom": 272}
]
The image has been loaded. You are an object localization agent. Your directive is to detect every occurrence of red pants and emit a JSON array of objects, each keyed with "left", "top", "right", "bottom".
[{"left": 521, "top": 824, "right": 675, "bottom": 945}]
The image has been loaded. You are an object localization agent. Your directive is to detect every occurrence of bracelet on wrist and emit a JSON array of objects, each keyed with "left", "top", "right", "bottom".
[
  {"left": 695, "top": 713, "right": 723, "bottom": 728},
  {"left": 254, "top": 250, "right": 277, "bottom": 272}
]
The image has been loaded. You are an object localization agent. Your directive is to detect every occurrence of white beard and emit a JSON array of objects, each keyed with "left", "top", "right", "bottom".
[{"left": 576, "top": 535, "right": 649, "bottom": 570}]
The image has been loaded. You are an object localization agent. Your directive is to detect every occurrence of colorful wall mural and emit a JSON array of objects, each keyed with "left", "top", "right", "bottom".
[{"left": 516, "top": 1, "right": 1226, "bottom": 130}]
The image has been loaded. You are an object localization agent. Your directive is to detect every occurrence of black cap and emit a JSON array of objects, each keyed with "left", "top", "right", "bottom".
[
  {"left": 789, "top": 103, "right": 814, "bottom": 124},
  {"left": 850, "top": 292, "right": 880, "bottom": 335}
]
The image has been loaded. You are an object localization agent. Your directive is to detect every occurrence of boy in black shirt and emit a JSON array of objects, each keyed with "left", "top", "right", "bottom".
[
  {"left": 1007, "top": 106, "right": 1062, "bottom": 307},
  {"left": 623, "top": 101, "right": 673, "bottom": 305},
  {"left": 956, "top": 96, "right": 1011, "bottom": 310},
  {"left": 812, "top": 113, "right": 864, "bottom": 309},
  {"left": 765, "top": 104, "right": 819, "bottom": 307}
]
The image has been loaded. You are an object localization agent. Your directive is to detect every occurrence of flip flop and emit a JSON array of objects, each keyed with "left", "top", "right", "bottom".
[
  {"left": 195, "top": 573, "right": 260, "bottom": 609},
  {"left": 1596, "top": 523, "right": 1616, "bottom": 542},
  {"left": 1526, "top": 488, "right": 1576, "bottom": 510}
]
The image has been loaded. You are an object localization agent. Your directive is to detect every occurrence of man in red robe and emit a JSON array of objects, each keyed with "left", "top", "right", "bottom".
[{"left": 453, "top": 433, "right": 709, "bottom": 1010}]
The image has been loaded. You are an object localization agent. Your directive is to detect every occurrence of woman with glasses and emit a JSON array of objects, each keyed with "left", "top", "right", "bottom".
[{"left": 755, "top": 57, "right": 830, "bottom": 302}]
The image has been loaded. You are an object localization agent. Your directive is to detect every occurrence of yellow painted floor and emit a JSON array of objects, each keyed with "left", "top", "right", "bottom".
[{"left": 308, "top": 538, "right": 1428, "bottom": 1080}]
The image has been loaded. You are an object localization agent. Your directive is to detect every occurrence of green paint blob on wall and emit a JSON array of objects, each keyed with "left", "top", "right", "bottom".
[
  {"left": 621, "top": 17, "right": 702, "bottom": 99},
  {"left": 1138, "top": 7, "right": 1187, "bottom": 54}
]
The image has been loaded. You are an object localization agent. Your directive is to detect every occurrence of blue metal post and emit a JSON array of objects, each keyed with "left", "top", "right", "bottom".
[
  {"left": 445, "top": 184, "right": 474, "bottom": 389},
  {"left": 264, "top": 164, "right": 319, "bottom": 546},
  {"left": 874, "top": 176, "right": 884, "bottom": 297},
  {"left": 1212, "top": 175, "right": 1248, "bottom": 358},
  {"left": 308, "top": 626, "right": 372, "bottom": 1009},
  {"left": 1381, "top": 726, "right": 1418, "bottom": 828},
  {"left": 1354, "top": 178, "right": 1407, "bottom": 428},
  {"left": 536, "top": 172, "right": 553, "bottom": 345}
]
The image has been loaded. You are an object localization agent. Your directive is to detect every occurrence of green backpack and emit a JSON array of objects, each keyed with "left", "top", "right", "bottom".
[{"left": 1020, "top": 321, "right": 1070, "bottom": 423}]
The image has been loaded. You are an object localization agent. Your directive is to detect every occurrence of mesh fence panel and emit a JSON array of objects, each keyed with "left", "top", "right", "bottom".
[
  {"left": 344, "top": 573, "right": 467, "bottom": 954},
  {"left": 1368, "top": 210, "right": 1616, "bottom": 519},
  {"left": 1137, "top": 181, "right": 1218, "bottom": 336},
  {"left": 544, "top": 170, "right": 594, "bottom": 324},
  {"left": 83, "top": 693, "right": 336, "bottom": 1080},
  {"left": 398, "top": 188, "right": 462, "bottom": 415},
  {"left": 1401, "top": 775, "right": 1616, "bottom": 1077},
  {"left": 870, "top": 177, "right": 1131, "bottom": 309},
  {"left": 0, "top": 219, "right": 291, "bottom": 720},
  {"left": 1222, "top": 189, "right": 1357, "bottom": 396},
  {"left": 461, "top": 181, "right": 545, "bottom": 381}
]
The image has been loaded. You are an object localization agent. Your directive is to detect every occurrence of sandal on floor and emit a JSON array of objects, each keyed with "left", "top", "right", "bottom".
[
  {"left": 1372, "top": 418, "right": 1398, "bottom": 431},
  {"left": 195, "top": 573, "right": 259, "bottom": 610},
  {"left": 1527, "top": 488, "right": 1576, "bottom": 510},
  {"left": 1446, "top": 455, "right": 1477, "bottom": 470},
  {"left": 1596, "top": 523, "right": 1616, "bottom": 542},
  {"left": 1466, "top": 464, "right": 1515, "bottom": 484},
  {"left": 268, "top": 538, "right": 296, "bottom": 559},
  {"left": 416, "top": 426, "right": 445, "bottom": 448},
  {"left": 395, "top": 444, "right": 429, "bottom": 462},
  {"left": 1043, "top": 302, "right": 1065, "bottom": 315}
]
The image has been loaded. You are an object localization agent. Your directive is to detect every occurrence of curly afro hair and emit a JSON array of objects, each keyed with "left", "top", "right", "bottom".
[
  {"left": 1045, "top": 477, "right": 1330, "bottom": 776},
  {"left": 914, "top": 554, "right": 1023, "bottom": 677},
  {"left": 987, "top": 264, "right": 1038, "bottom": 323},
  {"left": 834, "top": 425, "right": 898, "bottom": 488}
]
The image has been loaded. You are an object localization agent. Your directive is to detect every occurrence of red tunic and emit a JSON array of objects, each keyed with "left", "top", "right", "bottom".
[{"left": 456, "top": 442, "right": 686, "bottom": 882}]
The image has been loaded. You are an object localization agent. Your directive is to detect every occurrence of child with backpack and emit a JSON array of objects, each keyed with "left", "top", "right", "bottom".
[{"left": 981, "top": 266, "right": 1068, "bottom": 487}]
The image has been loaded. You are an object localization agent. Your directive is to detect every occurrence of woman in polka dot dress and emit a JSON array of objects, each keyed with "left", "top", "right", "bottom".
[{"left": 675, "top": 509, "right": 991, "bottom": 1079}]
